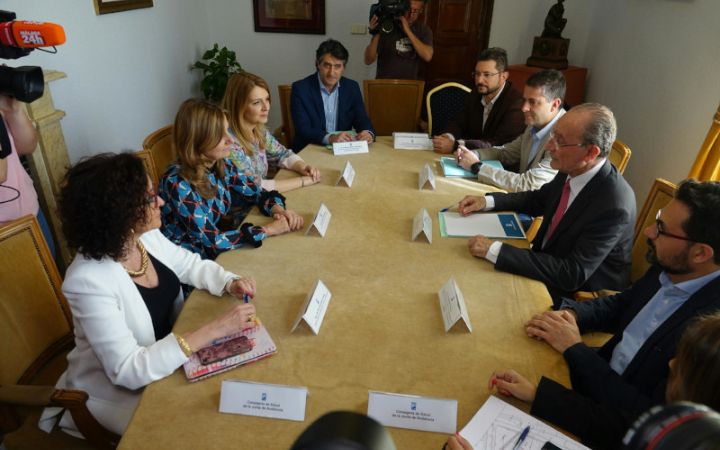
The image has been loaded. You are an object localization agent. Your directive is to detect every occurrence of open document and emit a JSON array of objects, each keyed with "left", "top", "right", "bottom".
[
  {"left": 460, "top": 396, "right": 589, "bottom": 450},
  {"left": 439, "top": 212, "right": 526, "bottom": 239}
]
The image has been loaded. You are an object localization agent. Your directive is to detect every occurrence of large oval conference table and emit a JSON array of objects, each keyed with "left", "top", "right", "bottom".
[{"left": 119, "top": 137, "right": 581, "bottom": 449}]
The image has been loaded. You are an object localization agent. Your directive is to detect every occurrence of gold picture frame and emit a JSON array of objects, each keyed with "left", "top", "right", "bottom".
[{"left": 94, "top": 0, "right": 154, "bottom": 15}]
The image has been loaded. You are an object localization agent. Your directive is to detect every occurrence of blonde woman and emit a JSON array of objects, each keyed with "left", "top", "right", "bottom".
[
  {"left": 159, "top": 98, "right": 303, "bottom": 260},
  {"left": 222, "top": 71, "right": 320, "bottom": 193}
]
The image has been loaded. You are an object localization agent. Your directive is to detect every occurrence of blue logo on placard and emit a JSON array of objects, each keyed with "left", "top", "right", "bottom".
[
  {"left": 262, "top": 393, "right": 267, "bottom": 401},
  {"left": 411, "top": 401, "right": 417, "bottom": 411}
]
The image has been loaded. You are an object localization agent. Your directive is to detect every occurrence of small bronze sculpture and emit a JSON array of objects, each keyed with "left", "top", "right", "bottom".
[{"left": 542, "top": 0, "right": 567, "bottom": 39}]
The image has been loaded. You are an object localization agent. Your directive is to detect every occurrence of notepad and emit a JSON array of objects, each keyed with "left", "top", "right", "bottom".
[
  {"left": 440, "top": 156, "right": 503, "bottom": 178},
  {"left": 183, "top": 322, "right": 277, "bottom": 382},
  {"left": 439, "top": 211, "right": 526, "bottom": 239}
]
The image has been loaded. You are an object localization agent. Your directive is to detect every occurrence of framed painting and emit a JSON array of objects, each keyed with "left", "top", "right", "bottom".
[
  {"left": 94, "top": 0, "right": 153, "bottom": 15},
  {"left": 253, "top": 0, "right": 325, "bottom": 35}
]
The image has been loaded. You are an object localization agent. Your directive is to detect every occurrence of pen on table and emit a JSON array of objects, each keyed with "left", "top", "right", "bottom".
[
  {"left": 242, "top": 294, "right": 251, "bottom": 304},
  {"left": 440, "top": 203, "right": 457, "bottom": 212},
  {"left": 512, "top": 425, "right": 530, "bottom": 450}
]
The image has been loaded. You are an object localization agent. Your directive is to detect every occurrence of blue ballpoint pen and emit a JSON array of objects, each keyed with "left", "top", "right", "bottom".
[
  {"left": 242, "top": 294, "right": 251, "bottom": 304},
  {"left": 440, "top": 204, "right": 457, "bottom": 212},
  {"left": 512, "top": 425, "right": 530, "bottom": 450}
]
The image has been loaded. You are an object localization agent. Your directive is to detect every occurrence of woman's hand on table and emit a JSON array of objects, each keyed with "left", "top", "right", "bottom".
[
  {"left": 263, "top": 215, "right": 290, "bottom": 236},
  {"left": 228, "top": 277, "right": 256, "bottom": 299},
  {"left": 300, "top": 164, "right": 322, "bottom": 183},
  {"left": 488, "top": 369, "right": 537, "bottom": 403},
  {"left": 458, "top": 195, "right": 486, "bottom": 216},
  {"left": 184, "top": 303, "right": 257, "bottom": 350},
  {"left": 270, "top": 208, "right": 304, "bottom": 231}
]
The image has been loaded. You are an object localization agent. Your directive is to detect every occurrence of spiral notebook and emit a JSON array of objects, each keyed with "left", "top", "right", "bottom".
[{"left": 183, "top": 322, "right": 277, "bottom": 382}]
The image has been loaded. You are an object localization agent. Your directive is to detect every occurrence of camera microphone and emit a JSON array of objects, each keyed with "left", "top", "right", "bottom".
[{"left": 0, "top": 20, "right": 66, "bottom": 49}]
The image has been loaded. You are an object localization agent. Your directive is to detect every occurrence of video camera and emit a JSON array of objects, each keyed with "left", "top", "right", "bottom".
[
  {"left": 0, "top": 10, "right": 66, "bottom": 103},
  {"left": 369, "top": 0, "right": 409, "bottom": 35}
]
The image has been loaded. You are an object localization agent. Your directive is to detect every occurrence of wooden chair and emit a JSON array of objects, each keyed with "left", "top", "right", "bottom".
[
  {"left": 426, "top": 82, "right": 471, "bottom": 136},
  {"left": 142, "top": 125, "right": 175, "bottom": 187},
  {"left": 0, "top": 215, "right": 119, "bottom": 449},
  {"left": 272, "top": 85, "right": 295, "bottom": 148},
  {"left": 525, "top": 138, "right": 633, "bottom": 243},
  {"left": 134, "top": 148, "right": 157, "bottom": 188},
  {"left": 688, "top": 102, "right": 720, "bottom": 180},
  {"left": 575, "top": 178, "right": 677, "bottom": 300},
  {"left": 363, "top": 79, "right": 425, "bottom": 136}
]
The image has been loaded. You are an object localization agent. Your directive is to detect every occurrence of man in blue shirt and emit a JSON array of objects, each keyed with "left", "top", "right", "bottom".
[
  {"left": 522, "top": 179, "right": 720, "bottom": 446},
  {"left": 291, "top": 39, "right": 375, "bottom": 151}
]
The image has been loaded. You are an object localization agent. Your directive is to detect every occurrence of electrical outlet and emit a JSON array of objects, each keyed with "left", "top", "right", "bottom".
[{"left": 350, "top": 24, "right": 367, "bottom": 35}]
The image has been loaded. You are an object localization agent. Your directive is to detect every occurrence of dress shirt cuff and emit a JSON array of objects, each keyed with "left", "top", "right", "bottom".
[
  {"left": 322, "top": 134, "right": 330, "bottom": 145},
  {"left": 444, "top": 133, "right": 455, "bottom": 142},
  {"left": 280, "top": 153, "right": 303, "bottom": 169},
  {"left": 260, "top": 178, "right": 276, "bottom": 191},
  {"left": 484, "top": 195, "right": 495, "bottom": 210},
  {"left": 485, "top": 241, "right": 502, "bottom": 264}
]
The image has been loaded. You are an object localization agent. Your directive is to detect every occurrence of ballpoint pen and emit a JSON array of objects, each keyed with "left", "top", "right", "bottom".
[
  {"left": 512, "top": 425, "right": 530, "bottom": 450},
  {"left": 243, "top": 294, "right": 251, "bottom": 304},
  {"left": 440, "top": 204, "right": 457, "bottom": 212}
]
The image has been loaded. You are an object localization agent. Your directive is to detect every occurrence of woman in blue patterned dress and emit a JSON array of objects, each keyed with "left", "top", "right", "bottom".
[
  {"left": 159, "top": 98, "right": 304, "bottom": 260},
  {"left": 222, "top": 71, "right": 321, "bottom": 193}
]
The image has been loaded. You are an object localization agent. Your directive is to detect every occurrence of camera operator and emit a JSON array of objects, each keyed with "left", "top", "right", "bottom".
[
  {"left": 364, "top": 0, "right": 433, "bottom": 80},
  {"left": 0, "top": 93, "right": 55, "bottom": 256}
]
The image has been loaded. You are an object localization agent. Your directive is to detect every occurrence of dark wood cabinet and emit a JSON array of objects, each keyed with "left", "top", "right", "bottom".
[{"left": 508, "top": 64, "right": 587, "bottom": 107}]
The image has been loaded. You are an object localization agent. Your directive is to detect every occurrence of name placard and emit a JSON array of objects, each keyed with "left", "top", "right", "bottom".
[
  {"left": 219, "top": 380, "right": 308, "bottom": 422},
  {"left": 412, "top": 208, "right": 432, "bottom": 243},
  {"left": 306, "top": 203, "right": 332, "bottom": 237},
  {"left": 291, "top": 279, "right": 332, "bottom": 334},
  {"left": 418, "top": 163, "right": 436, "bottom": 190},
  {"left": 438, "top": 277, "right": 472, "bottom": 333},
  {"left": 393, "top": 132, "right": 432, "bottom": 150},
  {"left": 335, "top": 161, "right": 355, "bottom": 187},
  {"left": 332, "top": 140, "right": 369, "bottom": 155},
  {"left": 367, "top": 391, "right": 457, "bottom": 434}
]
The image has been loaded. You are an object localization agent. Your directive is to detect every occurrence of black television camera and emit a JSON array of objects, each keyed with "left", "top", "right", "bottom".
[
  {"left": 369, "top": 0, "right": 409, "bottom": 35},
  {"left": 0, "top": 10, "right": 66, "bottom": 103}
]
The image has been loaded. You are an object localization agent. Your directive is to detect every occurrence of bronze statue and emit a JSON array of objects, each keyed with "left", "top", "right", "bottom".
[{"left": 542, "top": 0, "right": 567, "bottom": 39}]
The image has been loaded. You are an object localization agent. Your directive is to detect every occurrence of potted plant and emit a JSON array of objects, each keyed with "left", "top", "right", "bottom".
[{"left": 192, "top": 43, "right": 243, "bottom": 103}]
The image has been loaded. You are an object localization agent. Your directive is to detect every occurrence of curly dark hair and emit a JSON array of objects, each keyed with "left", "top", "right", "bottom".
[{"left": 59, "top": 152, "right": 149, "bottom": 260}]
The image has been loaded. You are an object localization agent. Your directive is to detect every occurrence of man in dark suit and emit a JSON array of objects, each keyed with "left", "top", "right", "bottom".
[
  {"left": 432, "top": 47, "right": 525, "bottom": 153},
  {"left": 290, "top": 39, "right": 375, "bottom": 152},
  {"left": 457, "top": 103, "right": 636, "bottom": 303},
  {"left": 497, "top": 179, "right": 720, "bottom": 448}
]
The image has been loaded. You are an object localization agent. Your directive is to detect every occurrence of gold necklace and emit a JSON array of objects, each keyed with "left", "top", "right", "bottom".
[{"left": 124, "top": 240, "right": 149, "bottom": 277}]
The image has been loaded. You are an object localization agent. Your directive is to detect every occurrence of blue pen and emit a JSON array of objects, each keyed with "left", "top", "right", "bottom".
[
  {"left": 440, "top": 204, "right": 457, "bottom": 212},
  {"left": 512, "top": 425, "right": 530, "bottom": 450},
  {"left": 242, "top": 294, "right": 251, "bottom": 304}
]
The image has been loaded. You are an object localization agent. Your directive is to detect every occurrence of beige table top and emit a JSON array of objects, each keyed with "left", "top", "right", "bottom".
[{"left": 119, "top": 137, "right": 571, "bottom": 450}]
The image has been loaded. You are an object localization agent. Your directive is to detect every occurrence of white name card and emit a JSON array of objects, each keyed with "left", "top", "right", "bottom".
[
  {"left": 306, "top": 203, "right": 332, "bottom": 237},
  {"left": 335, "top": 161, "right": 355, "bottom": 187},
  {"left": 367, "top": 391, "right": 457, "bottom": 434},
  {"left": 393, "top": 132, "right": 432, "bottom": 150},
  {"left": 332, "top": 140, "right": 369, "bottom": 155},
  {"left": 418, "top": 163, "right": 436, "bottom": 190},
  {"left": 412, "top": 208, "right": 432, "bottom": 243},
  {"left": 219, "top": 380, "right": 308, "bottom": 422},
  {"left": 438, "top": 277, "right": 473, "bottom": 333},
  {"left": 291, "top": 279, "right": 332, "bottom": 334}
]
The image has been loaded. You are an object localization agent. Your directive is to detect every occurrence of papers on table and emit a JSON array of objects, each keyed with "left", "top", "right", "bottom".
[
  {"left": 393, "top": 132, "right": 432, "bottom": 150},
  {"left": 368, "top": 391, "right": 457, "bottom": 434},
  {"left": 219, "top": 380, "right": 308, "bottom": 422},
  {"left": 332, "top": 140, "right": 369, "bottom": 155},
  {"left": 440, "top": 156, "right": 504, "bottom": 178},
  {"left": 291, "top": 279, "right": 332, "bottom": 335},
  {"left": 439, "top": 212, "right": 526, "bottom": 239},
  {"left": 460, "top": 396, "right": 590, "bottom": 450}
]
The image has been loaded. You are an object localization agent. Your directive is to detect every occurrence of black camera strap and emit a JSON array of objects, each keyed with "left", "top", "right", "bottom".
[{"left": 0, "top": 117, "right": 12, "bottom": 159}]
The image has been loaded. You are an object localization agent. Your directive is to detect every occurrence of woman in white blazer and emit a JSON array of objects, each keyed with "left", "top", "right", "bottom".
[{"left": 40, "top": 153, "right": 258, "bottom": 438}]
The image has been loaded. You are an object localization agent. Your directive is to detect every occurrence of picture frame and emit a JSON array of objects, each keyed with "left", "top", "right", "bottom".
[
  {"left": 253, "top": 0, "right": 325, "bottom": 35},
  {"left": 94, "top": 0, "right": 154, "bottom": 15}
]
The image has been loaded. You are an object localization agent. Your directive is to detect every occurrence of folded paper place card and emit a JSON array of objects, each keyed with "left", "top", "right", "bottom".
[
  {"left": 332, "top": 140, "right": 369, "bottom": 155},
  {"left": 367, "top": 391, "right": 457, "bottom": 434},
  {"left": 438, "top": 277, "right": 472, "bottom": 333},
  {"left": 418, "top": 163, "right": 436, "bottom": 190},
  {"left": 393, "top": 132, "right": 432, "bottom": 150},
  {"left": 335, "top": 161, "right": 355, "bottom": 187},
  {"left": 291, "top": 279, "right": 332, "bottom": 334},
  {"left": 412, "top": 208, "right": 432, "bottom": 243},
  {"left": 306, "top": 203, "right": 332, "bottom": 237},
  {"left": 219, "top": 379, "right": 308, "bottom": 422}
]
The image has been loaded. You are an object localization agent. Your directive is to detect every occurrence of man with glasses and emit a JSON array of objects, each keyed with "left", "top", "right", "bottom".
[
  {"left": 455, "top": 103, "right": 636, "bottom": 304},
  {"left": 520, "top": 179, "right": 720, "bottom": 448},
  {"left": 364, "top": 0, "right": 433, "bottom": 80},
  {"left": 432, "top": 47, "right": 525, "bottom": 154},
  {"left": 455, "top": 69, "right": 566, "bottom": 192}
]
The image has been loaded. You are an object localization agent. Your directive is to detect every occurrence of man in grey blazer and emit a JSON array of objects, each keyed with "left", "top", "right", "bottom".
[
  {"left": 456, "top": 69, "right": 566, "bottom": 192},
  {"left": 456, "top": 103, "right": 636, "bottom": 305}
]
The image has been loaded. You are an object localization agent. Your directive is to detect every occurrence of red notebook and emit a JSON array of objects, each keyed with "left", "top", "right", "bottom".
[{"left": 182, "top": 322, "right": 277, "bottom": 382}]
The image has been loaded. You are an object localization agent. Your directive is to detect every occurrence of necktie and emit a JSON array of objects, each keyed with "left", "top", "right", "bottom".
[{"left": 545, "top": 180, "right": 571, "bottom": 241}]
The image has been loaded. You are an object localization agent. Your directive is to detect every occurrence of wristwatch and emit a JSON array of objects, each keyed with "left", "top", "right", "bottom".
[{"left": 470, "top": 161, "right": 483, "bottom": 174}]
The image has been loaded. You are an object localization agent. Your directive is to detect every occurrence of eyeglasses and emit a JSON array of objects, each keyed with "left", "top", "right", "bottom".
[
  {"left": 547, "top": 131, "right": 587, "bottom": 149},
  {"left": 145, "top": 192, "right": 160, "bottom": 208},
  {"left": 650, "top": 210, "right": 695, "bottom": 242},
  {"left": 471, "top": 71, "right": 500, "bottom": 79}
]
